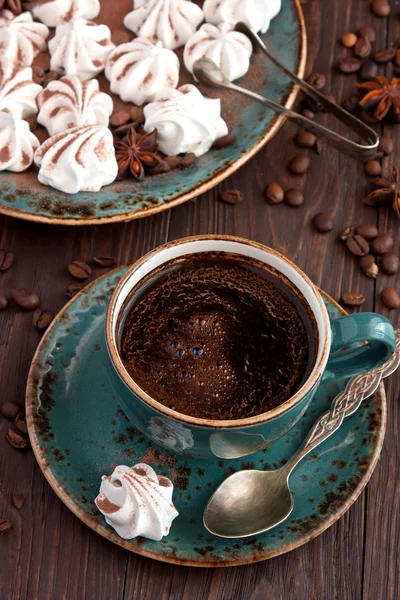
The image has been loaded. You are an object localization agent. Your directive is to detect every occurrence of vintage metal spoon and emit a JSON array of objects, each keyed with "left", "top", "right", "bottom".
[
  {"left": 193, "top": 23, "right": 379, "bottom": 161},
  {"left": 203, "top": 329, "right": 400, "bottom": 539}
]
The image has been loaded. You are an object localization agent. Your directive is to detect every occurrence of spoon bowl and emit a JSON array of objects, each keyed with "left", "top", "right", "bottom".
[{"left": 193, "top": 58, "right": 231, "bottom": 87}]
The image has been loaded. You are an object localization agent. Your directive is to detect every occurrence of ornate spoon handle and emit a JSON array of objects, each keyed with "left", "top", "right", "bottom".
[{"left": 285, "top": 329, "right": 400, "bottom": 473}]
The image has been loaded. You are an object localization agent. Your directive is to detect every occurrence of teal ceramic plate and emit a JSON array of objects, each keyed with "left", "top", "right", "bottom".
[
  {"left": 1, "top": 0, "right": 306, "bottom": 226},
  {"left": 26, "top": 268, "right": 385, "bottom": 567}
]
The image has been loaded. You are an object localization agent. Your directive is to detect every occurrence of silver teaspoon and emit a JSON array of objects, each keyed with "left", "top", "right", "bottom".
[{"left": 203, "top": 330, "right": 400, "bottom": 539}]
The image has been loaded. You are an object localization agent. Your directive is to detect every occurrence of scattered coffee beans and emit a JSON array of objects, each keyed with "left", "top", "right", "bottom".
[
  {"left": 130, "top": 106, "right": 145, "bottom": 124},
  {"left": 221, "top": 189, "right": 243, "bottom": 204},
  {"left": 68, "top": 261, "right": 91, "bottom": 280},
  {"left": 1, "top": 402, "right": 22, "bottom": 421},
  {"left": 360, "top": 60, "right": 378, "bottom": 81},
  {"left": 339, "top": 57, "right": 361, "bottom": 73},
  {"left": 359, "top": 254, "right": 378, "bottom": 278},
  {"left": 110, "top": 108, "right": 131, "bottom": 127},
  {"left": 371, "top": 0, "right": 391, "bottom": 17},
  {"left": 315, "top": 139, "right": 323, "bottom": 155},
  {"left": 0, "top": 518, "right": 11, "bottom": 534},
  {"left": 11, "top": 288, "right": 40, "bottom": 310},
  {"left": 13, "top": 495, "right": 24, "bottom": 510},
  {"left": 6, "top": 429, "right": 27, "bottom": 449},
  {"left": 354, "top": 37, "right": 371, "bottom": 58},
  {"left": 358, "top": 26, "right": 376, "bottom": 42},
  {"left": 295, "top": 131, "right": 317, "bottom": 148},
  {"left": 289, "top": 153, "right": 310, "bottom": 175},
  {"left": 381, "top": 252, "right": 399, "bottom": 275},
  {"left": 340, "top": 225, "right": 355, "bottom": 241},
  {"left": 365, "top": 160, "right": 382, "bottom": 177},
  {"left": 306, "top": 73, "right": 326, "bottom": 89},
  {"left": 284, "top": 189, "right": 304, "bottom": 207},
  {"left": 15, "top": 413, "right": 27, "bottom": 435},
  {"left": 372, "top": 234, "right": 394, "bottom": 255},
  {"left": 265, "top": 183, "right": 284, "bottom": 204},
  {"left": 379, "top": 136, "right": 393, "bottom": 156},
  {"left": 347, "top": 235, "right": 370, "bottom": 256},
  {"left": 313, "top": 213, "right": 333, "bottom": 233},
  {"left": 341, "top": 33, "right": 358, "bottom": 48},
  {"left": 92, "top": 256, "right": 116, "bottom": 267},
  {"left": 32, "top": 309, "right": 53, "bottom": 330},
  {"left": 181, "top": 153, "right": 196, "bottom": 168},
  {"left": 165, "top": 155, "right": 182, "bottom": 169},
  {"left": 373, "top": 47, "right": 396, "bottom": 63},
  {"left": 381, "top": 287, "right": 400, "bottom": 309},
  {"left": 356, "top": 223, "right": 378, "bottom": 240},
  {"left": 342, "top": 291, "right": 366, "bottom": 306},
  {"left": 302, "top": 109, "right": 315, "bottom": 120},
  {"left": 342, "top": 94, "right": 360, "bottom": 112},
  {"left": 0, "top": 250, "right": 13, "bottom": 271},
  {"left": 0, "top": 295, "right": 8, "bottom": 310},
  {"left": 214, "top": 133, "right": 236, "bottom": 148},
  {"left": 66, "top": 283, "right": 84, "bottom": 298}
]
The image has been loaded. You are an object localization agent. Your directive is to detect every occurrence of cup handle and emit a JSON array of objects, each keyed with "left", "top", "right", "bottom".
[{"left": 322, "top": 313, "right": 395, "bottom": 382}]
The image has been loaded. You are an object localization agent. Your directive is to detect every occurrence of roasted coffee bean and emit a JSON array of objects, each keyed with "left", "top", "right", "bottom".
[
  {"left": 6, "top": 429, "right": 27, "bottom": 449},
  {"left": 359, "top": 254, "right": 378, "bottom": 278},
  {"left": 32, "top": 309, "right": 53, "bottom": 330},
  {"left": 340, "top": 225, "right": 355, "bottom": 241},
  {"left": 0, "top": 295, "right": 8, "bottom": 310},
  {"left": 66, "top": 282, "right": 84, "bottom": 298},
  {"left": 68, "top": 261, "right": 91, "bottom": 280},
  {"left": 11, "top": 288, "right": 40, "bottom": 310},
  {"left": 289, "top": 153, "right": 310, "bottom": 175},
  {"left": 358, "top": 26, "right": 376, "bottom": 42},
  {"left": 372, "top": 234, "right": 394, "bottom": 255},
  {"left": 92, "top": 256, "right": 116, "bottom": 267},
  {"left": 110, "top": 109, "right": 131, "bottom": 127},
  {"left": 148, "top": 159, "right": 170, "bottom": 175},
  {"left": 33, "top": 52, "right": 51, "bottom": 71},
  {"left": 373, "top": 47, "right": 396, "bottom": 63},
  {"left": 356, "top": 223, "right": 379, "bottom": 240},
  {"left": 265, "top": 182, "right": 284, "bottom": 204},
  {"left": 15, "top": 413, "right": 27, "bottom": 435},
  {"left": 12, "top": 495, "right": 24, "bottom": 510},
  {"left": 360, "top": 60, "right": 379, "bottom": 81},
  {"left": 342, "top": 93, "right": 360, "bottom": 112},
  {"left": 306, "top": 72, "right": 326, "bottom": 89},
  {"left": 214, "top": 133, "right": 236, "bottom": 148},
  {"left": 342, "top": 291, "right": 366, "bottom": 307},
  {"left": 284, "top": 188, "right": 304, "bottom": 207},
  {"left": 381, "top": 287, "right": 400, "bottom": 309},
  {"left": 0, "top": 518, "right": 11, "bottom": 534},
  {"left": 32, "top": 65, "right": 45, "bottom": 84},
  {"left": 371, "top": 0, "right": 391, "bottom": 17},
  {"left": 220, "top": 189, "right": 243, "bottom": 204},
  {"left": 315, "top": 139, "right": 323, "bottom": 154},
  {"left": 339, "top": 57, "right": 361, "bottom": 73},
  {"left": 381, "top": 252, "right": 399, "bottom": 275},
  {"left": 181, "top": 153, "right": 196, "bottom": 168},
  {"left": 302, "top": 109, "right": 315, "bottom": 119},
  {"left": 346, "top": 234, "right": 370, "bottom": 256},
  {"left": 365, "top": 160, "right": 382, "bottom": 176},
  {"left": 130, "top": 106, "right": 145, "bottom": 124},
  {"left": 354, "top": 37, "right": 372, "bottom": 58},
  {"left": 313, "top": 213, "right": 333, "bottom": 233},
  {"left": 0, "top": 249, "right": 13, "bottom": 271},
  {"left": 295, "top": 131, "right": 317, "bottom": 148},
  {"left": 341, "top": 33, "right": 358, "bottom": 48},
  {"left": 1, "top": 402, "right": 22, "bottom": 421},
  {"left": 42, "top": 71, "right": 59, "bottom": 86},
  {"left": 379, "top": 136, "right": 393, "bottom": 156},
  {"left": 165, "top": 155, "right": 182, "bottom": 169}
]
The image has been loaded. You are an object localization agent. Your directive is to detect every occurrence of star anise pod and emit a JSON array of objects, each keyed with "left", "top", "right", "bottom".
[
  {"left": 0, "top": 0, "right": 24, "bottom": 14},
  {"left": 363, "top": 166, "right": 400, "bottom": 217},
  {"left": 357, "top": 76, "right": 400, "bottom": 122},
  {"left": 114, "top": 127, "right": 160, "bottom": 180}
]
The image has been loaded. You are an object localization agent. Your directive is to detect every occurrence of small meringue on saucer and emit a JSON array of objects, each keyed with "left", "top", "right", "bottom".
[
  {"left": 0, "top": 112, "right": 39, "bottom": 172},
  {"left": 0, "top": 10, "right": 49, "bottom": 68},
  {"left": 203, "top": 0, "right": 281, "bottom": 34},
  {"left": 30, "top": 0, "right": 101, "bottom": 28}
]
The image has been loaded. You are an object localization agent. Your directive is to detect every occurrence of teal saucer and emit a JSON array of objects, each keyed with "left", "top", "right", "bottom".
[{"left": 26, "top": 268, "right": 385, "bottom": 567}]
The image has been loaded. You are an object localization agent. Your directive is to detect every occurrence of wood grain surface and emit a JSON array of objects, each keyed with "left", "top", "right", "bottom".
[{"left": 0, "top": 1, "right": 399, "bottom": 599}]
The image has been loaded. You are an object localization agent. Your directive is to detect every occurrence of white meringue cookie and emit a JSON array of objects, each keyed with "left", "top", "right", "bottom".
[
  {"left": 49, "top": 17, "right": 115, "bottom": 81},
  {"left": 37, "top": 75, "right": 113, "bottom": 136},
  {"left": 203, "top": 0, "right": 281, "bottom": 34},
  {"left": 31, "top": 0, "right": 101, "bottom": 28},
  {"left": 0, "top": 111, "right": 39, "bottom": 172},
  {"left": 144, "top": 84, "right": 228, "bottom": 157},
  {"left": 0, "top": 10, "right": 49, "bottom": 68},
  {"left": 95, "top": 464, "right": 179, "bottom": 541},
  {"left": 105, "top": 38, "right": 180, "bottom": 106},
  {"left": 34, "top": 125, "right": 118, "bottom": 194},
  {"left": 124, "top": 0, "right": 204, "bottom": 51},
  {"left": 0, "top": 61, "right": 42, "bottom": 119},
  {"left": 184, "top": 23, "right": 252, "bottom": 82}
]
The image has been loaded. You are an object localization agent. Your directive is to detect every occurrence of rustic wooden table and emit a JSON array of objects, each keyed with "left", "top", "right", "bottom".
[{"left": 1, "top": 1, "right": 399, "bottom": 598}]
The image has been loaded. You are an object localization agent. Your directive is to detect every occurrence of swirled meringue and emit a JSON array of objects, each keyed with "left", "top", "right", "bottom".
[
  {"left": 203, "top": 0, "right": 281, "bottom": 34},
  {"left": 0, "top": 112, "right": 39, "bottom": 172},
  {"left": 105, "top": 38, "right": 179, "bottom": 106},
  {"left": 31, "top": 0, "right": 101, "bottom": 28},
  {"left": 37, "top": 75, "right": 113, "bottom": 136},
  {"left": 34, "top": 125, "right": 118, "bottom": 194},
  {"left": 95, "top": 464, "right": 179, "bottom": 541},
  {"left": 124, "top": 0, "right": 204, "bottom": 51},
  {"left": 0, "top": 10, "right": 49, "bottom": 68},
  {"left": 184, "top": 23, "right": 252, "bottom": 82},
  {"left": 49, "top": 18, "right": 115, "bottom": 81},
  {"left": 144, "top": 84, "right": 228, "bottom": 157},
  {"left": 0, "top": 62, "right": 42, "bottom": 118}
]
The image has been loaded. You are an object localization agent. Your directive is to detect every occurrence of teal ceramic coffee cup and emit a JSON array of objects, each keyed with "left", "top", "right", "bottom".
[{"left": 106, "top": 236, "right": 395, "bottom": 460}]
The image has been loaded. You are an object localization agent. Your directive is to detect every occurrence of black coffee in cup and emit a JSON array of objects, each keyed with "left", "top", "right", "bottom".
[{"left": 120, "top": 252, "right": 318, "bottom": 420}]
